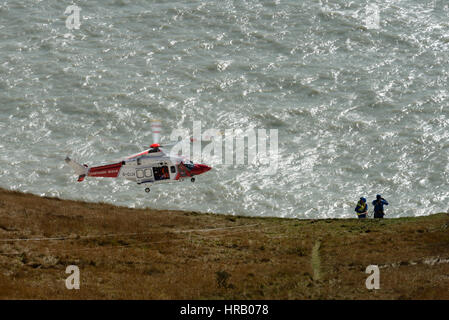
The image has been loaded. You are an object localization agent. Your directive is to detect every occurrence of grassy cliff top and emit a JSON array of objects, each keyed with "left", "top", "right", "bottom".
[{"left": 0, "top": 188, "right": 448, "bottom": 299}]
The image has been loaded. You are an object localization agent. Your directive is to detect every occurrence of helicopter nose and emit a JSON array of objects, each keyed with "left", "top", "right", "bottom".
[{"left": 192, "top": 164, "right": 212, "bottom": 175}]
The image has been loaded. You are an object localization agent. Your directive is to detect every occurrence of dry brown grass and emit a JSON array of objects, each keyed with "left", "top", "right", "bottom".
[{"left": 0, "top": 187, "right": 448, "bottom": 299}]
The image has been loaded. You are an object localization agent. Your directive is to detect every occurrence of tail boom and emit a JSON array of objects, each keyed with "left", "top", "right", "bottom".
[
  {"left": 88, "top": 162, "right": 123, "bottom": 178},
  {"left": 65, "top": 157, "right": 123, "bottom": 182}
]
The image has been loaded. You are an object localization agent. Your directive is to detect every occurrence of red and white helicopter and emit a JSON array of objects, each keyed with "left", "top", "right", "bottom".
[{"left": 65, "top": 120, "right": 212, "bottom": 193}]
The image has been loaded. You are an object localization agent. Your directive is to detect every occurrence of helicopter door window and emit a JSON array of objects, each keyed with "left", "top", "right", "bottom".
[
  {"left": 170, "top": 166, "right": 176, "bottom": 173},
  {"left": 144, "top": 169, "right": 152, "bottom": 178},
  {"left": 153, "top": 166, "right": 170, "bottom": 181}
]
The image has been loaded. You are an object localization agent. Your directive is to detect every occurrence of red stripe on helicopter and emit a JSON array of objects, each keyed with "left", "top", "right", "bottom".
[{"left": 88, "top": 162, "right": 123, "bottom": 178}]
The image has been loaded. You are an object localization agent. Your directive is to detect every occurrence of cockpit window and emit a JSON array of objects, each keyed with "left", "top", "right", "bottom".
[{"left": 183, "top": 161, "right": 195, "bottom": 170}]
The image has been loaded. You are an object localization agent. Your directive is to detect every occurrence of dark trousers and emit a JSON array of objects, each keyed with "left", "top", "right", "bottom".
[
  {"left": 374, "top": 210, "right": 384, "bottom": 218},
  {"left": 358, "top": 214, "right": 366, "bottom": 219}
]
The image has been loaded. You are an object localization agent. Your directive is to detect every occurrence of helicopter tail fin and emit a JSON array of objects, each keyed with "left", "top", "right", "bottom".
[{"left": 65, "top": 157, "right": 89, "bottom": 182}]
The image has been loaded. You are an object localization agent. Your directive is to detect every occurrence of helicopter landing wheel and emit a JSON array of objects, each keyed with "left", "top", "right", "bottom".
[
  {"left": 145, "top": 188, "right": 151, "bottom": 193},
  {"left": 191, "top": 177, "right": 195, "bottom": 183}
]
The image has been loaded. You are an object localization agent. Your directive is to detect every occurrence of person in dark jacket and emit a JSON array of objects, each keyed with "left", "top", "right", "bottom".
[
  {"left": 372, "top": 194, "right": 388, "bottom": 218},
  {"left": 355, "top": 197, "right": 368, "bottom": 219}
]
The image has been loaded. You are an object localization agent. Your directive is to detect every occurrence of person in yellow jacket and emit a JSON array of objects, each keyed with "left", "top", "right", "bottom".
[{"left": 355, "top": 197, "right": 368, "bottom": 219}]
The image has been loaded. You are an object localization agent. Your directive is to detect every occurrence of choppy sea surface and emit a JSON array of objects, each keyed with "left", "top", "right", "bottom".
[{"left": 1, "top": 0, "right": 448, "bottom": 218}]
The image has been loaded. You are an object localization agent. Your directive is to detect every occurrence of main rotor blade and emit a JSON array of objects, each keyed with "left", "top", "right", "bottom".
[{"left": 151, "top": 120, "right": 161, "bottom": 145}]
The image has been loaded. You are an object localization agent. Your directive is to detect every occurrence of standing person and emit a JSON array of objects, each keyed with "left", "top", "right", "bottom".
[
  {"left": 355, "top": 197, "right": 368, "bottom": 219},
  {"left": 372, "top": 194, "right": 388, "bottom": 218}
]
